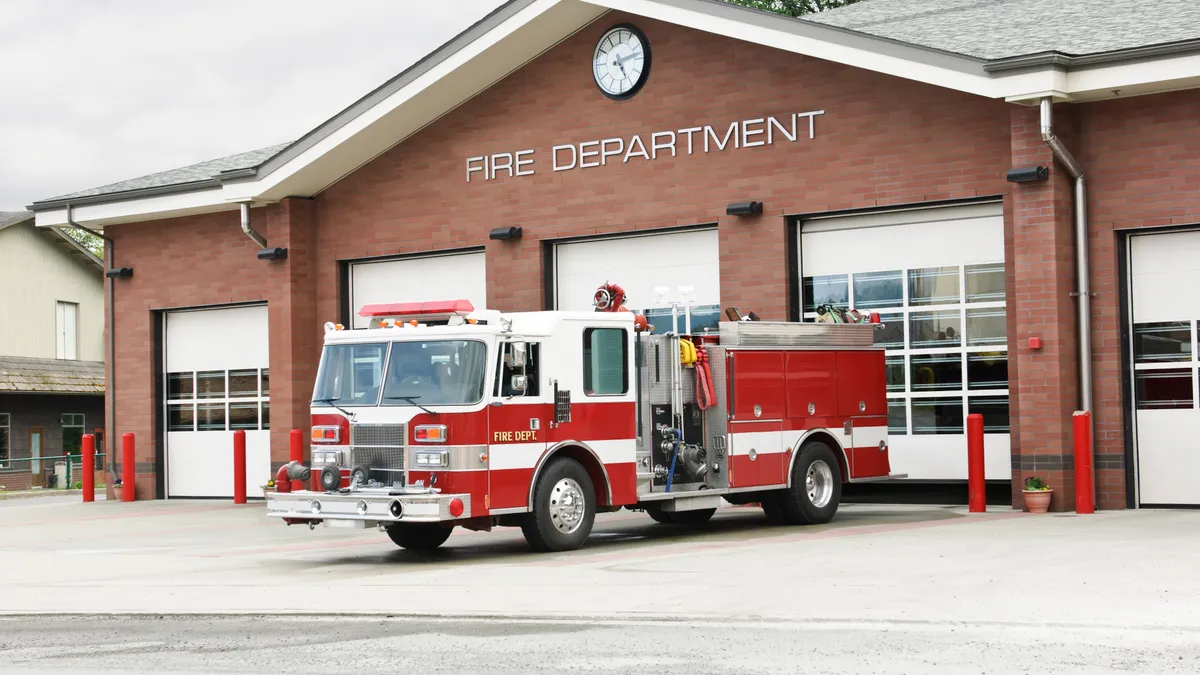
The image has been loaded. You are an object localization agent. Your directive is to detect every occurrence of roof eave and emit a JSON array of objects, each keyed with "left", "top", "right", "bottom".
[{"left": 985, "top": 38, "right": 1200, "bottom": 73}]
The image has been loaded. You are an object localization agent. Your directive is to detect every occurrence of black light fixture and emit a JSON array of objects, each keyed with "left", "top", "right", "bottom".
[
  {"left": 1006, "top": 166, "right": 1049, "bottom": 183},
  {"left": 257, "top": 247, "right": 288, "bottom": 260},
  {"left": 490, "top": 226, "right": 522, "bottom": 241},
  {"left": 726, "top": 201, "right": 763, "bottom": 216},
  {"left": 105, "top": 267, "right": 133, "bottom": 279}
]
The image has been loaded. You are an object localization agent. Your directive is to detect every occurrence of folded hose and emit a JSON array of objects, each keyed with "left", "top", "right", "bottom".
[{"left": 695, "top": 346, "right": 717, "bottom": 410}]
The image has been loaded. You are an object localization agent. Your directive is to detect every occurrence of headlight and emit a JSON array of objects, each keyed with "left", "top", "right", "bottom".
[
  {"left": 414, "top": 450, "right": 448, "bottom": 468},
  {"left": 312, "top": 450, "right": 343, "bottom": 466}
]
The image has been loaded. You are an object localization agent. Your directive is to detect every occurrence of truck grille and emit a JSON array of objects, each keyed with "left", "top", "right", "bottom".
[{"left": 349, "top": 423, "right": 406, "bottom": 487}]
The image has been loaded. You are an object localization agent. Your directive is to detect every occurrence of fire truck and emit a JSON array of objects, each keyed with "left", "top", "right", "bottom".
[{"left": 265, "top": 284, "right": 898, "bottom": 552}]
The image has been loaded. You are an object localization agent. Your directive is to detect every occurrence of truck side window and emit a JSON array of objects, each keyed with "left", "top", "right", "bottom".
[
  {"left": 583, "top": 328, "right": 628, "bottom": 395},
  {"left": 497, "top": 343, "right": 540, "bottom": 397}
]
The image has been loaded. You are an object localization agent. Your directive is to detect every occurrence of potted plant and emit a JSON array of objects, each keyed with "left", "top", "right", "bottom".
[
  {"left": 1022, "top": 476, "right": 1053, "bottom": 513},
  {"left": 112, "top": 478, "right": 123, "bottom": 501}
]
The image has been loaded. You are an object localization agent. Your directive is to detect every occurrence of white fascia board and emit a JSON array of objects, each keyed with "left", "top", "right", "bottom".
[
  {"left": 1065, "top": 52, "right": 1200, "bottom": 101},
  {"left": 34, "top": 187, "right": 231, "bottom": 228},
  {"left": 588, "top": 0, "right": 1006, "bottom": 98},
  {"left": 223, "top": 0, "right": 604, "bottom": 203}
]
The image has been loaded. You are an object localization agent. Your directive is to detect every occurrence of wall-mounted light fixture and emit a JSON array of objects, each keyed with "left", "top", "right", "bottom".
[
  {"left": 105, "top": 267, "right": 133, "bottom": 279},
  {"left": 257, "top": 247, "right": 288, "bottom": 260},
  {"left": 726, "top": 201, "right": 763, "bottom": 216},
  {"left": 1006, "top": 166, "right": 1049, "bottom": 183},
  {"left": 489, "top": 226, "right": 522, "bottom": 241}
]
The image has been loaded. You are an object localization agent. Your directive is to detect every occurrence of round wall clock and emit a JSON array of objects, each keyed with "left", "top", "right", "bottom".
[{"left": 592, "top": 23, "right": 651, "bottom": 100}]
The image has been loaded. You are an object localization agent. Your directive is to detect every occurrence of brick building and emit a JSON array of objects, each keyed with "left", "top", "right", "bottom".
[{"left": 27, "top": 0, "right": 1200, "bottom": 509}]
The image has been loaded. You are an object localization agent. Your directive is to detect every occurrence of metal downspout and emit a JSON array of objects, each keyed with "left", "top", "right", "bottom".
[
  {"left": 1039, "top": 97, "right": 1095, "bottom": 495},
  {"left": 66, "top": 205, "right": 117, "bottom": 480},
  {"left": 240, "top": 203, "right": 267, "bottom": 248}
]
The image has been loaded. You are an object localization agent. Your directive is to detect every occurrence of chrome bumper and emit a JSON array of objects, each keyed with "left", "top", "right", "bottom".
[{"left": 265, "top": 488, "right": 471, "bottom": 526}]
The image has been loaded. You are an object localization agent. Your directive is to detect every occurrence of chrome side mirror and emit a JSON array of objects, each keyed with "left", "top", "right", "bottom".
[
  {"left": 510, "top": 375, "right": 528, "bottom": 394},
  {"left": 506, "top": 342, "right": 528, "bottom": 369}
]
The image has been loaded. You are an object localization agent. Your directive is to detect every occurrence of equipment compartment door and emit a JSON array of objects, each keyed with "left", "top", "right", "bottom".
[
  {"left": 729, "top": 421, "right": 783, "bottom": 488},
  {"left": 850, "top": 419, "right": 890, "bottom": 478}
]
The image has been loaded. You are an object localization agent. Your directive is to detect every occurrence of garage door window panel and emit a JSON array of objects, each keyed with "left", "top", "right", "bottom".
[
  {"left": 911, "top": 397, "right": 964, "bottom": 435},
  {"left": 168, "top": 405, "right": 195, "bottom": 432},
  {"left": 0, "top": 413, "right": 9, "bottom": 468},
  {"left": 910, "top": 311, "right": 961, "bottom": 348},
  {"left": 196, "top": 371, "right": 226, "bottom": 399},
  {"left": 852, "top": 270, "right": 903, "bottom": 309},
  {"left": 967, "top": 352, "right": 1008, "bottom": 391},
  {"left": 1134, "top": 322, "right": 1192, "bottom": 363},
  {"left": 1135, "top": 368, "right": 1194, "bottom": 410},
  {"left": 969, "top": 396, "right": 1010, "bottom": 433},
  {"left": 909, "top": 267, "right": 960, "bottom": 306},
  {"left": 229, "top": 403, "right": 260, "bottom": 430},
  {"left": 910, "top": 353, "right": 962, "bottom": 391},
  {"left": 965, "top": 263, "right": 1005, "bottom": 303},
  {"left": 802, "top": 274, "right": 849, "bottom": 313}
]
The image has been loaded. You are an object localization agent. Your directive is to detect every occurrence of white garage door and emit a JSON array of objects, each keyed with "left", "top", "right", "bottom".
[
  {"left": 349, "top": 251, "right": 486, "bottom": 328},
  {"left": 1129, "top": 230, "right": 1200, "bottom": 506},
  {"left": 165, "top": 304, "right": 270, "bottom": 498},
  {"left": 799, "top": 202, "right": 1009, "bottom": 481},
  {"left": 554, "top": 229, "right": 720, "bottom": 333}
]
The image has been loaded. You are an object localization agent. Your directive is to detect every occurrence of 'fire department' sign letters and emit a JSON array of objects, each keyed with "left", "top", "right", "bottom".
[
  {"left": 493, "top": 430, "right": 538, "bottom": 443},
  {"left": 465, "top": 110, "right": 824, "bottom": 182}
]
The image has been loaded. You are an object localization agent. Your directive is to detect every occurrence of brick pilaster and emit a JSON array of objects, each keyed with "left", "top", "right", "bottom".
[{"left": 1008, "top": 104, "right": 1082, "bottom": 511}]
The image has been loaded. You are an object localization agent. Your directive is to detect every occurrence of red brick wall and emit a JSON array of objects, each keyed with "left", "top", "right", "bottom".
[
  {"left": 314, "top": 15, "right": 1012, "bottom": 322},
  {"left": 1080, "top": 91, "right": 1200, "bottom": 508}
]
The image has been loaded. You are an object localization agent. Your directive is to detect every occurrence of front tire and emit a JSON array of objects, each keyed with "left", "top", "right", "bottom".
[
  {"left": 521, "top": 458, "right": 596, "bottom": 552},
  {"left": 386, "top": 523, "right": 453, "bottom": 551},
  {"left": 779, "top": 441, "right": 842, "bottom": 525}
]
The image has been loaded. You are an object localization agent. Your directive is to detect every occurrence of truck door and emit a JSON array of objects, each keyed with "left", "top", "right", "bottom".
[
  {"left": 488, "top": 341, "right": 548, "bottom": 511},
  {"left": 728, "top": 350, "right": 786, "bottom": 487}
]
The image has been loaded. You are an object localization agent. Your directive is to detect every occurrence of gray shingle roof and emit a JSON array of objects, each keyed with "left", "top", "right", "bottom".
[
  {"left": 40, "top": 143, "right": 291, "bottom": 204},
  {"left": 804, "top": 0, "right": 1200, "bottom": 60},
  {"left": 0, "top": 211, "right": 33, "bottom": 230},
  {"left": 0, "top": 356, "right": 105, "bottom": 394}
]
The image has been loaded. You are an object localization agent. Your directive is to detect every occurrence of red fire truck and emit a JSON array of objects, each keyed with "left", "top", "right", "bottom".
[{"left": 265, "top": 286, "right": 898, "bottom": 552}]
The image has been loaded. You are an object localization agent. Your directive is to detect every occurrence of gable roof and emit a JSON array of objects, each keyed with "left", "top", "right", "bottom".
[
  {"left": 29, "top": 0, "right": 1200, "bottom": 228},
  {"left": 42, "top": 143, "right": 291, "bottom": 205},
  {"left": 807, "top": 0, "right": 1200, "bottom": 61}
]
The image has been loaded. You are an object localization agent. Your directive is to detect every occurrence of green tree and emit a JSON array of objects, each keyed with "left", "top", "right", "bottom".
[
  {"left": 723, "top": 0, "right": 863, "bottom": 16},
  {"left": 60, "top": 227, "right": 105, "bottom": 258}
]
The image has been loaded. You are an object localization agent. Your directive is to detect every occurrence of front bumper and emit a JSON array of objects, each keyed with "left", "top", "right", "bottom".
[{"left": 265, "top": 487, "right": 471, "bottom": 527}]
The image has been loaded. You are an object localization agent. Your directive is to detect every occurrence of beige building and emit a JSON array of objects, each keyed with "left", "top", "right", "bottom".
[{"left": 0, "top": 211, "right": 105, "bottom": 490}]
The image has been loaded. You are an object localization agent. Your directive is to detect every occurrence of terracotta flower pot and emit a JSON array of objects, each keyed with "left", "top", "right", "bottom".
[{"left": 1023, "top": 489, "right": 1052, "bottom": 513}]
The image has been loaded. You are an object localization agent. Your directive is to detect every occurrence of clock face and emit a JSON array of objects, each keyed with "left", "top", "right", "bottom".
[{"left": 592, "top": 24, "right": 651, "bottom": 100}]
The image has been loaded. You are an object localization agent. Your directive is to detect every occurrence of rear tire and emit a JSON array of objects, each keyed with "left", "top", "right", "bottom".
[
  {"left": 761, "top": 492, "right": 788, "bottom": 525},
  {"left": 668, "top": 508, "right": 716, "bottom": 525},
  {"left": 386, "top": 523, "right": 453, "bottom": 551},
  {"left": 779, "top": 441, "right": 842, "bottom": 525},
  {"left": 645, "top": 504, "right": 675, "bottom": 524},
  {"left": 521, "top": 458, "right": 596, "bottom": 552}
]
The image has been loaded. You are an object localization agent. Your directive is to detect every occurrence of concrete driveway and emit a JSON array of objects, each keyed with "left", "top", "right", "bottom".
[{"left": 2, "top": 497, "right": 1199, "bottom": 673}]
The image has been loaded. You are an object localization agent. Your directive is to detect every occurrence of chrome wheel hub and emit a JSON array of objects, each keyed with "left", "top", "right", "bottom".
[
  {"left": 806, "top": 460, "right": 834, "bottom": 509},
  {"left": 549, "top": 477, "right": 586, "bottom": 534}
]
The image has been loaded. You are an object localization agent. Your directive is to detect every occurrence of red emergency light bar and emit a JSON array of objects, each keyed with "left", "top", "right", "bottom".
[{"left": 358, "top": 299, "right": 475, "bottom": 321}]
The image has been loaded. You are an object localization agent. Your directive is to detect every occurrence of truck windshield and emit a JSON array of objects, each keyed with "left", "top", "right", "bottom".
[
  {"left": 311, "top": 342, "right": 388, "bottom": 406},
  {"left": 382, "top": 340, "right": 488, "bottom": 406}
]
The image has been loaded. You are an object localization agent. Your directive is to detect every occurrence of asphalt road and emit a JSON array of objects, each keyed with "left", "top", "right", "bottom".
[{"left": 3, "top": 615, "right": 1199, "bottom": 675}]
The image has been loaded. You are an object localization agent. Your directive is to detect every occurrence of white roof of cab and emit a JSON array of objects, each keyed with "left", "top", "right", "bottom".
[{"left": 324, "top": 310, "right": 633, "bottom": 344}]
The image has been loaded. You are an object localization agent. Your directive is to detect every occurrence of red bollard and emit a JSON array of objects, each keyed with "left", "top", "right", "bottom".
[
  {"left": 289, "top": 429, "right": 304, "bottom": 491},
  {"left": 121, "top": 433, "right": 135, "bottom": 502},
  {"left": 967, "top": 413, "right": 985, "bottom": 513},
  {"left": 81, "top": 434, "right": 95, "bottom": 503},
  {"left": 233, "top": 429, "right": 247, "bottom": 505},
  {"left": 1073, "top": 411, "right": 1095, "bottom": 514}
]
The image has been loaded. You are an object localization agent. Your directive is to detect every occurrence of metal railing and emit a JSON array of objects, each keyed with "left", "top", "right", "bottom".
[{"left": 0, "top": 453, "right": 108, "bottom": 492}]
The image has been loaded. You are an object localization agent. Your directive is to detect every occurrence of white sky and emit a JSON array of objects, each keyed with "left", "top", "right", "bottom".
[{"left": 0, "top": 0, "right": 505, "bottom": 211}]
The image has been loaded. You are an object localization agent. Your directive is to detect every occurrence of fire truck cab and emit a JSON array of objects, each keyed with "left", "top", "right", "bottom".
[{"left": 265, "top": 296, "right": 899, "bottom": 552}]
